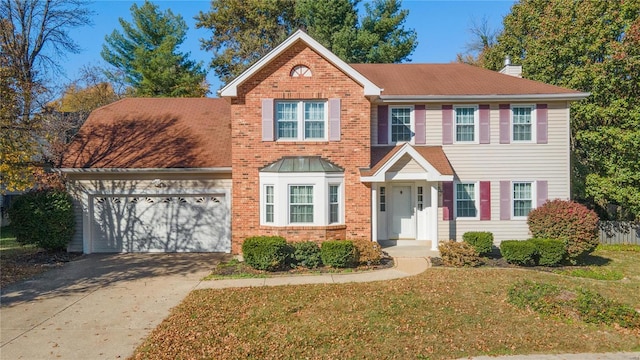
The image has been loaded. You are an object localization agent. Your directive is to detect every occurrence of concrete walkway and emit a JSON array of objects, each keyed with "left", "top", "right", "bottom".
[{"left": 460, "top": 353, "right": 640, "bottom": 360}]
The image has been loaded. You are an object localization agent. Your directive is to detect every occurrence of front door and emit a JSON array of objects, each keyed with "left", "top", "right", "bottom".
[{"left": 390, "top": 186, "right": 414, "bottom": 239}]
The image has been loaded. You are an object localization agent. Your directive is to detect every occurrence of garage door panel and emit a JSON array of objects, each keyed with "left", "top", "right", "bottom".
[{"left": 91, "top": 195, "right": 230, "bottom": 253}]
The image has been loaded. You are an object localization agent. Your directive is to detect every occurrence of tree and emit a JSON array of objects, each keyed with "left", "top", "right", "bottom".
[
  {"left": 101, "top": 1, "right": 208, "bottom": 97},
  {"left": 196, "top": 0, "right": 417, "bottom": 84},
  {"left": 0, "top": 1, "right": 91, "bottom": 191},
  {"left": 482, "top": 0, "right": 640, "bottom": 220},
  {"left": 456, "top": 16, "right": 497, "bottom": 67}
]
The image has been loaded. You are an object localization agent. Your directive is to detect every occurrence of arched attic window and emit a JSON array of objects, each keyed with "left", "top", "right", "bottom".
[{"left": 290, "top": 65, "right": 312, "bottom": 77}]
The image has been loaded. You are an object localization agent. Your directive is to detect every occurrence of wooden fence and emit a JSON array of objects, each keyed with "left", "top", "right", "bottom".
[{"left": 599, "top": 221, "right": 640, "bottom": 245}]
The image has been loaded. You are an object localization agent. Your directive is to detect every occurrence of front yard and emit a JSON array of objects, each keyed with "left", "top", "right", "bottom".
[{"left": 132, "top": 247, "right": 640, "bottom": 359}]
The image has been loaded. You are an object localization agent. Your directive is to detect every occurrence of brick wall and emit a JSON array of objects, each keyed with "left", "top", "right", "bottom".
[{"left": 230, "top": 41, "right": 371, "bottom": 253}]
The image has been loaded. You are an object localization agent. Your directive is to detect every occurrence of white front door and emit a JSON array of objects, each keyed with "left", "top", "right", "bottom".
[{"left": 390, "top": 186, "right": 415, "bottom": 239}]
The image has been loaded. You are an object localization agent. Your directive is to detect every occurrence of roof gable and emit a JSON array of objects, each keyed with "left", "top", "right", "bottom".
[
  {"left": 361, "top": 144, "right": 454, "bottom": 182},
  {"left": 219, "top": 30, "right": 381, "bottom": 97}
]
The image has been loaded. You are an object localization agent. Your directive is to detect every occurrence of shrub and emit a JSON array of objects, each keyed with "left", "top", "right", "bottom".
[
  {"left": 290, "top": 241, "right": 322, "bottom": 269},
  {"left": 438, "top": 240, "right": 482, "bottom": 267},
  {"left": 320, "top": 240, "right": 356, "bottom": 268},
  {"left": 462, "top": 231, "right": 494, "bottom": 255},
  {"left": 241, "top": 236, "right": 289, "bottom": 271},
  {"left": 8, "top": 189, "right": 75, "bottom": 251},
  {"left": 529, "top": 238, "right": 566, "bottom": 266},
  {"left": 527, "top": 199, "right": 599, "bottom": 262},
  {"left": 500, "top": 240, "right": 537, "bottom": 266},
  {"left": 351, "top": 239, "right": 382, "bottom": 265}
]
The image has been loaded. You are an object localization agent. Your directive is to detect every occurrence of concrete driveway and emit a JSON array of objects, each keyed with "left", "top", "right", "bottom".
[{"left": 0, "top": 253, "right": 230, "bottom": 359}]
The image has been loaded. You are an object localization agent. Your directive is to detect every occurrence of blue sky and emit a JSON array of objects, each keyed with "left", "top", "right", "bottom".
[{"left": 60, "top": 0, "right": 516, "bottom": 96}]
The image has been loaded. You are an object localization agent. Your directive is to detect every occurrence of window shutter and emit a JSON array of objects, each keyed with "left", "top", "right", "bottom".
[
  {"left": 500, "top": 181, "right": 511, "bottom": 220},
  {"left": 442, "top": 181, "right": 453, "bottom": 220},
  {"left": 536, "top": 104, "right": 548, "bottom": 144},
  {"left": 378, "top": 105, "right": 388, "bottom": 144},
  {"left": 480, "top": 181, "right": 491, "bottom": 220},
  {"left": 537, "top": 180, "right": 548, "bottom": 207},
  {"left": 479, "top": 104, "right": 490, "bottom": 144},
  {"left": 262, "top": 99, "right": 274, "bottom": 141},
  {"left": 442, "top": 105, "right": 453, "bottom": 145},
  {"left": 499, "top": 104, "right": 510, "bottom": 144},
  {"left": 329, "top": 98, "right": 341, "bottom": 141},
  {"left": 414, "top": 105, "right": 426, "bottom": 145}
]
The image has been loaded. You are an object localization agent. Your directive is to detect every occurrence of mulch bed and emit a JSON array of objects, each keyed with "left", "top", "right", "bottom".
[{"left": 0, "top": 250, "right": 82, "bottom": 288}]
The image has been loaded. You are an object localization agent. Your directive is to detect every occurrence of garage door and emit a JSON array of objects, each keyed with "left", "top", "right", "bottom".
[{"left": 90, "top": 194, "right": 230, "bottom": 253}]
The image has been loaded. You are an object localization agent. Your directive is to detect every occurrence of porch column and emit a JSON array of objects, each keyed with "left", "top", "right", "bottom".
[
  {"left": 431, "top": 184, "right": 439, "bottom": 250},
  {"left": 371, "top": 183, "right": 378, "bottom": 242}
]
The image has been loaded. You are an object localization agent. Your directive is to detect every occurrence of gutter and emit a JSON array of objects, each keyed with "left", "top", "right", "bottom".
[{"left": 378, "top": 93, "right": 590, "bottom": 103}]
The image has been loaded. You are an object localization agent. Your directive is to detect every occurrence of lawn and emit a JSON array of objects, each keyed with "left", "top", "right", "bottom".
[{"left": 132, "top": 248, "right": 640, "bottom": 359}]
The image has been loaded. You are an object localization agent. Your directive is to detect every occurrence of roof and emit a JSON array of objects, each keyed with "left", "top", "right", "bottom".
[
  {"left": 260, "top": 156, "right": 344, "bottom": 173},
  {"left": 350, "top": 63, "right": 587, "bottom": 99},
  {"left": 219, "top": 30, "right": 380, "bottom": 97},
  {"left": 60, "top": 98, "right": 231, "bottom": 169},
  {"left": 362, "top": 145, "right": 454, "bottom": 178}
]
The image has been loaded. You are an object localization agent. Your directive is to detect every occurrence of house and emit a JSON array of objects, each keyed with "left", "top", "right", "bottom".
[{"left": 60, "top": 31, "right": 588, "bottom": 254}]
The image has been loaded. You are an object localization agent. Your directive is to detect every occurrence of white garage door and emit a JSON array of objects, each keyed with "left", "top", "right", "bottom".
[{"left": 90, "top": 194, "right": 230, "bottom": 253}]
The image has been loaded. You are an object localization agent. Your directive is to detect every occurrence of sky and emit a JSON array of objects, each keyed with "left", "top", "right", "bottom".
[{"left": 59, "top": 0, "right": 517, "bottom": 97}]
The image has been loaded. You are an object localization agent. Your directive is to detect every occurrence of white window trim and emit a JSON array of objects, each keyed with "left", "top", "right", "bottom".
[
  {"left": 388, "top": 105, "right": 415, "bottom": 145},
  {"left": 263, "top": 184, "right": 274, "bottom": 224},
  {"left": 454, "top": 181, "right": 480, "bottom": 220},
  {"left": 453, "top": 105, "right": 479, "bottom": 144},
  {"left": 259, "top": 172, "right": 344, "bottom": 226},
  {"left": 328, "top": 183, "right": 342, "bottom": 224},
  {"left": 288, "top": 184, "right": 315, "bottom": 224},
  {"left": 511, "top": 180, "right": 536, "bottom": 220},
  {"left": 510, "top": 104, "right": 537, "bottom": 143},
  {"left": 275, "top": 100, "right": 328, "bottom": 141}
]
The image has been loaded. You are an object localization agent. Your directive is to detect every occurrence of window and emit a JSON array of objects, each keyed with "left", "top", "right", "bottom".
[
  {"left": 417, "top": 186, "right": 424, "bottom": 211},
  {"left": 456, "top": 183, "right": 477, "bottom": 218},
  {"left": 390, "top": 107, "right": 412, "bottom": 142},
  {"left": 265, "top": 185, "right": 274, "bottom": 223},
  {"left": 513, "top": 182, "right": 533, "bottom": 217},
  {"left": 380, "top": 186, "right": 386, "bottom": 212},
  {"left": 329, "top": 185, "right": 339, "bottom": 223},
  {"left": 276, "top": 101, "right": 326, "bottom": 140},
  {"left": 289, "top": 185, "right": 314, "bottom": 223},
  {"left": 512, "top": 106, "right": 533, "bottom": 141},
  {"left": 290, "top": 65, "right": 311, "bottom": 77},
  {"left": 455, "top": 107, "right": 477, "bottom": 142}
]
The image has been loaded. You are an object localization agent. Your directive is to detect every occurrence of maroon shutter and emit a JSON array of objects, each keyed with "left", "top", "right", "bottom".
[
  {"left": 536, "top": 104, "right": 548, "bottom": 144},
  {"left": 329, "top": 98, "right": 341, "bottom": 141},
  {"left": 479, "top": 104, "right": 490, "bottom": 144},
  {"left": 442, "top": 181, "right": 454, "bottom": 220},
  {"left": 262, "top": 99, "right": 274, "bottom": 141},
  {"left": 499, "top": 104, "right": 510, "bottom": 144},
  {"left": 500, "top": 181, "right": 511, "bottom": 220},
  {"left": 378, "top": 105, "right": 388, "bottom": 144},
  {"left": 480, "top": 181, "right": 491, "bottom": 220},
  {"left": 414, "top": 105, "right": 426, "bottom": 144},
  {"left": 442, "top": 105, "right": 453, "bottom": 145},
  {"left": 537, "top": 180, "right": 548, "bottom": 207}
]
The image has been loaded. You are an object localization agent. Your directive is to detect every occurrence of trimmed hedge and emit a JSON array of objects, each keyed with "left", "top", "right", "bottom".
[
  {"left": 8, "top": 189, "right": 75, "bottom": 251},
  {"left": 352, "top": 239, "right": 382, "bottom": 265},
  {"left": 527, "top": 199, "right": 599, "bottom": 262},
  {"left": 242, "top": 236, "right": 290, "bottom": 271},
  {"left": 438, "top": 240, "right": 482, "bottom": 267},
  {"left": 462, "top": 231, "right": 494, "bottom": 255},
  {"left": 529, "top": 238, "right": 566, "bottom": 266},
  {"left": 291, "top": 241, "right": 322, "bottom": 269},
  {"left": 500, "top": 240, "right": 537, "bottom": 266},
  {"left": 320, "top": 240, "right": 356, "bottom": 268}
]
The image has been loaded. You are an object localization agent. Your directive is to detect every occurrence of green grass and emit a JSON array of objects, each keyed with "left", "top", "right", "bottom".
[
  {"left": 555, "top": 267, "right": 625, "bottom": 280},
  {"left": 0, "top": 225, "right": 18, "bottom": 250},
  {"left": 133, "top": 249, "right": 640, "bottom": 360},
  {"left": 597, "top": 244, "right": 640, "bottom": 252}
]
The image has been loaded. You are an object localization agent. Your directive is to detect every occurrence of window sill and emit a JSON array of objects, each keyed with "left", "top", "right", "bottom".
[{"left": 260, "top": 224, "right": 347, "bottom": 230}]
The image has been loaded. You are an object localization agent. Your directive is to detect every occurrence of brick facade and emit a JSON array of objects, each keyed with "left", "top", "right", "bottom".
[{"left": 230, "top": 41, "right": 371, "bottom": 253}]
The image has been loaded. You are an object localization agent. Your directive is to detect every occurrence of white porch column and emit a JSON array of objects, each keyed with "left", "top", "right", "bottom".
[
  {"left": 430, "top": 184, "right": 439, "bottom": 250},
  {"left": 371, "top": 183, "right": 378, "bottom": 242}
]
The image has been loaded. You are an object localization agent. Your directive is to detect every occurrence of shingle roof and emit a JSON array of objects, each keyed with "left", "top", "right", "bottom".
[
  {"left": 350, "top": 63, "right": 581, "bottom": 96},
  {"left": 363, "top": 145, "right": 454, "bottom": 176},
  {"left": 60, "top": 98, "right": 231, "bottom": 169}
]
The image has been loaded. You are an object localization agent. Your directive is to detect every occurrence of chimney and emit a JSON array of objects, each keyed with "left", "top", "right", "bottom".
[{"left": 499, "top": 55, "right": 522, "bottom": 77}]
